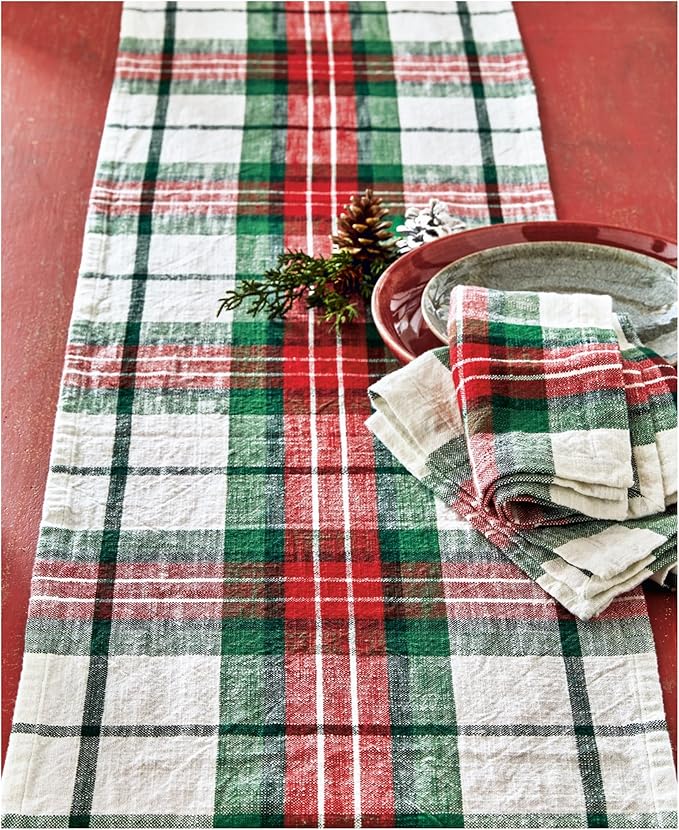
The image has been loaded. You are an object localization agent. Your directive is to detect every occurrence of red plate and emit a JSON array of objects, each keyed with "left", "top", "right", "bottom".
[{"left": 372, "top": 220, "right": 678, "bottom": 364}]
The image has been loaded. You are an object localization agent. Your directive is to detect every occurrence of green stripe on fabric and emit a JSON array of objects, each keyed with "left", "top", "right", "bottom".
[
  {"left": 68, "top": 4, "right": 178, "bottom": 825},
  {"left": 116, "top": 77, "right": 536, "bottom": 98},
  {"left": 87, "top": 215, "right": 239, "bottom": 236},
  {"left": 118, "top": 36, "right": 526, "bottom": 57},
  {"left": 24, "top": 618, "right": 224, "bottom": 657},
  {"left": 67, "top": 320, "right": 286, "bottom": 347},
  {"left": 60, "top": 387, "right": 291, "bottom": 417},
  {"left": 4, "top": 814, "right": 678, "bottom": 830},
  {"left": 96, "top": 161, "right": 241, "bottom": 181},
  {"left": 364, "top": 4, "right": 464, "bottom": 808},
  {"left": 396, "top": 79, "right": 536, "bottom": 99},
  {"left": 391, "top": 38, "right": 526, "bottom": 57},
  {"left": 213, "top": 2, "right": 287, "bottom": 822},
  {"left": 457, "top": 1, "right": 503, "bottom": 224},
  {"left": 350, "top": 0, "right": 403, "bottom": 209},
  {"left": 22, "top": 614, "right": 655, "bottom": 659},
  {"left": 94, "top": 160, "right": 550, "bottom": 185},
  {"left": 559, "top": 620, "right": 609, "bottom": 828}
]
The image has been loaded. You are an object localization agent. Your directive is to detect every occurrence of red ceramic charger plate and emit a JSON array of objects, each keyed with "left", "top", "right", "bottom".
[{"left": 372, "top": 220, "right": 678, "bottom": 364}]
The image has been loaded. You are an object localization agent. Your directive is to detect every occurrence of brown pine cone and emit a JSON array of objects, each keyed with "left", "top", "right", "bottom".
[{"left": 331, "top": 189, "right": 397, "bottom": 261}]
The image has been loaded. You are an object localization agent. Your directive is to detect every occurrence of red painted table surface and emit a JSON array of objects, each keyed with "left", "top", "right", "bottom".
[{"left": 2, "top": 2, "right": 676, "bottom": 768}]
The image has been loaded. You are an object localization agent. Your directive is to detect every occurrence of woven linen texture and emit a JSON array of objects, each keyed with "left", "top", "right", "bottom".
[
  {"left": 367, "top": 342, "right": 677, "bottom": 621},
  {"left": 447, "top": 286, "right": 677, "bottom": 527},
  {"left": 2, "top": 2, "right": 676, "bottom": 827}
]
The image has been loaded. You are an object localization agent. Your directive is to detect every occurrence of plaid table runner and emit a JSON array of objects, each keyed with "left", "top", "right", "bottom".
[
  {"left": 447, "top": 285, "right": 677, "bottom": 527},
  {"left": 3, "top": 1, "right": 677, "bottom": 827}
]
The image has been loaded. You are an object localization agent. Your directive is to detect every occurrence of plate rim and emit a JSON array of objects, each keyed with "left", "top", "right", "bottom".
[
  {"left": 419, "top": 238, "right": 678, "bottom": 345},
  {"left": 372, "top": 219, "right": 678, "bottom": 363}
]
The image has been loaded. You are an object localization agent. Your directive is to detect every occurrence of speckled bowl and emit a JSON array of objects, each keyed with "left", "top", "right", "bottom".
[
  {"left": 421, "top": 241, "right": 677, "bottom": 361},
  {"left": 371, "top": 221, "right": 678, "bottom": 364}
]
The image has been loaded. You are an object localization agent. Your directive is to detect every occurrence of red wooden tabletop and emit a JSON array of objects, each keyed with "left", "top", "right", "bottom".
[{"left": 2, "top": 1, "right": 677, "bottom": 768}]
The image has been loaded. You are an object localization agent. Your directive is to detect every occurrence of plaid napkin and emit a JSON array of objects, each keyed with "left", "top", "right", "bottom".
[
  {"left": 448, "top": 285, "right": 677, "bottom": 528},
  {"left": 618, "top": 320, "right": 678, "bottom": 512},
  {"left": 367, "top": 338, "right": 677, "bottom": 620},
  {"left": 4, "top": 2, "right": 677, "bottom": 827}
]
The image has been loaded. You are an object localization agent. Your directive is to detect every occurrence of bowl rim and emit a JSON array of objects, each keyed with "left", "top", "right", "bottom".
[
  {"left": 418, "top": 237, "right": 679, "bottom": 346},
  {"left": 371, "top": 219, "right": 678, "bottom": 364}
]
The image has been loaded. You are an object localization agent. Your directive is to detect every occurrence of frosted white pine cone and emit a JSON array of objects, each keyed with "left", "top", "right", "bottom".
[{"left": 396, "top": 198, "right": 466, "bottom": 254}]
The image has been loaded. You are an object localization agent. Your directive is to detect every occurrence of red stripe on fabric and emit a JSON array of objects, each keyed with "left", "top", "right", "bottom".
[
  {"left": 455, "top": 341, "right": 622, "bottom": 361},
  {"left": 89, "top": 198, "right": 553, "bottom": 220},
  {"left": 462, "top": 369, "right": 626, "bottom": 404},
  {"left": 443, "top": 600, "right": 559, "bottom": 621},
  {"left": 63, "top": 360, "right": 373, "bottom": 387},
  {"left": 541, "top": 368, "right": 626, "bottom": 401},
  {"left": 32, "top": 560, "right": 266, "bottom": 580},
  {"left": 438, "top": 576, "right": 553, "bottom": 601},
  {"left": 66, "top": 343, "right": 379, "bottom": 365},
  {"left": 308, "top": 3, "right": 358, "bottom": 818},
  {"left": 31, "top": 579, "right": 430, "bottom": 602},
  {"left": 28, "top": 595, "right": 650, "bottom": 623},
  {"left": 594, "top": 590, "right": 649, "bottom": 619},
  {"left": 92, "top": 179, "right": 554, "bottom": 199},
  {"left": 34, "top": 559, "right": 544, "bottom": 591},
  {"left": 61, "top": 373, "right": 407, "bottom": 392},
  {"left": 329, "top": 2, "right": 396, "bottom": 797},
  {"left": 282, "top": 7, "right": 321, "bottom": 822},
  {"left": 322, "top": 658, "right": 354, "bottom": 822},
  {"left": 88, "top": 178, "right": 555, "bottom": 222},
  {"left": 344, "top": 411, "right": 396, "bottom": 819},
  {"left": 622, "top": 354, "right": 677, "bottom": 405},
  {"left": 331, "top": 13, "right": 359, "bottom": 209},
  {"left": 282, "top": 732, "right": 319, "bottom": 825},
  {"left": 114, "top": 50, "right": 531, "bottom": 84}
]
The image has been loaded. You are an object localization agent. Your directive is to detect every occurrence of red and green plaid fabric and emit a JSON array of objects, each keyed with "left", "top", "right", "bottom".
[
  {"left": 367, "top": 334, "right": 677, "bottom": 621},
  {"left": 448, "top": 285, "right": 677, "bottom": 527},
  {"left": 3, "top": 2, "right": 677, "bottom": 827}
]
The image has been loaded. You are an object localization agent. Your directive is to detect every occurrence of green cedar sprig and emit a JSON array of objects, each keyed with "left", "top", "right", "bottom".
[{"left": 217, "top": 248, "right": 394, "bottom": 333}]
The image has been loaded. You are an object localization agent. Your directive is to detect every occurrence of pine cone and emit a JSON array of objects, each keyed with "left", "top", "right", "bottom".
[{"left": 332, "top": 189, "right": 397, "bottom": 262}]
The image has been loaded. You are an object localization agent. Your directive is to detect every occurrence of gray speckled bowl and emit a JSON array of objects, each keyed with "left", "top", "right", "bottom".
[{"left": 421, "top": 241, "right": 677, "bottom": 361}]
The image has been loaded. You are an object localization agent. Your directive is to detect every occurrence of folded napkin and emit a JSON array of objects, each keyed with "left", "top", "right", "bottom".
[
  {"left": 366, "top": 337, "right": 677, "bottom": 620},
  {"left": 617, "top": 319, "right": 678, "bottom": 511},
  {"left": 448, "top": 286, "right": 675, "bottom": 527}
]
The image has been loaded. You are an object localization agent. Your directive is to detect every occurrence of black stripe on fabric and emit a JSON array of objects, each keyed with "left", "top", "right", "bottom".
[
  {"left": 559, "top": 620, "right": 609, "bottom": 829},
  {"left": 67, "top": 5, "right": 177, "bottom": 827},
  {"left": 258, "top": 23, "right": 289, "bottom": 799},
  {"left": 12, "top": 719, "right": 668, "bottom": 739},
  {"left": 79, "top": 272, "right": 231, "bottom": 280},
  {"left": 50, "top": 464, "right": 411, "bottom": 476},
  {"left": 107, "top": 123, "right": 540, "bottom": 134},
  {"left": 125, "top": 5, "right": 513, "bottom": 16},
  {"left": 457, "top": 1, "right": 504, "bottom": 224}
]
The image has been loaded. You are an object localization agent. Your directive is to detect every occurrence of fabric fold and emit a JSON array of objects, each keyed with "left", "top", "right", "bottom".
[
  {"left": 448, "top": 285, "right": 640, "bottom": 527},
  {"left": 367, "top": 347, "right": 677, "bottom": 620}
]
